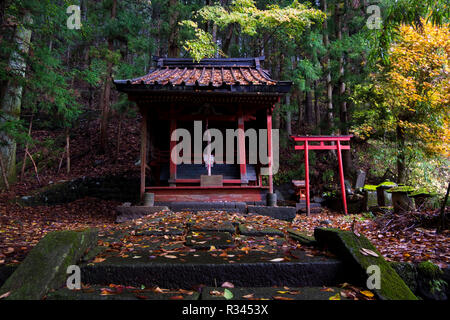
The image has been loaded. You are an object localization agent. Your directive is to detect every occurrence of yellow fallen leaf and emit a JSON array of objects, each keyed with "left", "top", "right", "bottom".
[
  {"left": 92, "top": 257, "right": 106, "bottom": 263},
  {"left": 360, "top": 290, "right": 374, "bottom": 298},
  {"left": 329, "top": 293, "right": 341, "bottom": 300}
]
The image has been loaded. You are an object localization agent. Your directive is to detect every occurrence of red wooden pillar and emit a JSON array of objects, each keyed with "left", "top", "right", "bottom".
[
  {"left": 304, "top": 140, "right": 310, "bottom": 216},
  {"left": 336, "top": 140, "right": 348, "bottom": 214},
  {"left": 267, "top": 109, "right": 273, "bottom": 194},
  {"left": 238, "top": 110, "right": 247, "bottom": 185},
  {"left": 140, "top": 107, "right": 147, "bottom": 200},
  {"left": 169, "top": 106, "right": 177, "bottom": 187}
]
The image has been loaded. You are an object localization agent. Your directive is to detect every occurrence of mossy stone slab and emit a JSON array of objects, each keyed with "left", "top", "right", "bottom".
[
  {"left": 0, "top": 229, "right": 98, "bottom": 300},
  {"left": 238, "top": 224, "right": 283, "bottom": 237},
  {"left": 314, "top": 227, "right": 417, "bottom": 300},
  {"left": 287, "top": 229, "right": 316, "bottom": 246},
  {"left": 186, "top": 231, "right": 235, "bottom": 250}
]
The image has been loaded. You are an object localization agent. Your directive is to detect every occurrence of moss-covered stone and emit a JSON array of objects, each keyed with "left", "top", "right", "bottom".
[
  {"left": 417, "top": 261, "right": 443, "bottom": 279},
  {"left": 0, "top": 229, "right": 98, "bottom": 300},
  {"left": 314, "top": 227, "right": 418, "bottom": 300},
  {"left": 387, "top": 186, "right": 415, "bottom": 193},
  {"left": 287, "top": 229, "right": 316, "bottom": 246},
  {"left": 363, "top": 185, "right": 378, "bottom": 191},
  {"left": 377, "top": 181, "right": 397, "bottom": 188},
  {"left": 390, "top": 262, "right": 418, "bottom": 292}
]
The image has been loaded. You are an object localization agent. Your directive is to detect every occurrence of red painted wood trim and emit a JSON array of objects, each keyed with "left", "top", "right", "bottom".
[
  {"left": 337, "top": 140, "right": 348, "bottom": 214},
  {"left": 169, "top": 107, "right": 177, "bottom": 182},
  {"left": 291, "top": 135, "right": 353, "bottom": 142},
  {"left": 295, "top": 145, "right": 350, "bottom": 150},
  {"left": 267, "top": 109, "right": 273, "bottom": 194},
  {"left": 140, "top": 108, "right": 147, "bottom": 200},
  {"left": 238, "top": 111, "right": 247, "bottom": 184},
  {"left": 173, "top": 179, "right": 242, "bottom": 184},
  {"left": 144, "top": 186, "right": 268, "bottom": 202},
  {"left": 304, "top": 140, "right": 310, "bottom": 216}
]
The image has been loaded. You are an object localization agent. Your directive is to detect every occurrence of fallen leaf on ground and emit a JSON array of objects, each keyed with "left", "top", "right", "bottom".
[
  {"left": 223, "top": 289, "right": 233, "bottom": 300},
  {"left": 359, "top": 248, "right": 379, "bottom": 257},
  {"left": 329, "top": 293, "right": 341, "bottom": 300},
  {"left": 221, "top": 281, "right": 234, "bottom": 288},
  {"left": 360, "top": 290, "right": 374, "bottom": 298},
  {"left": 269, "top": 258, "right": 284, "bottom": 262},
  {"left": 273, "top": 296, "right": 293, "bottom": 300},
  {"left": 0, "top": 292, "right": 11, "bottom": 299}
]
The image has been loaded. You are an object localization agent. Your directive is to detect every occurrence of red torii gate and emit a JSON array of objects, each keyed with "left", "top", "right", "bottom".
[{"left": 291, "top": 135, "right": 353, "bottom": 215}]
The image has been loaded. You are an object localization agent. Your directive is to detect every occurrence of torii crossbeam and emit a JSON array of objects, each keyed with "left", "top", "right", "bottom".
[{"left": 291, "top": 135, "right": 353, "bottom": 215}]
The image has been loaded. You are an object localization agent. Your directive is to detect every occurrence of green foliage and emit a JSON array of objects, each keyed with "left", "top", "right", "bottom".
[{"left": 180, "top": 0, "right": 325, "bottom": 61}]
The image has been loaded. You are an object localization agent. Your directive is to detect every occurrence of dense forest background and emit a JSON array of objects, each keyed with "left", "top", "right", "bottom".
[{"left": 0, "top": 0, "right": 448, "bottom": 198}]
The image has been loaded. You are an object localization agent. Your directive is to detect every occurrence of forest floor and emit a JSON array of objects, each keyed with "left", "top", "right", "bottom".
[{"left": 0, "top": 114, "right": 449, "bottom": 269}]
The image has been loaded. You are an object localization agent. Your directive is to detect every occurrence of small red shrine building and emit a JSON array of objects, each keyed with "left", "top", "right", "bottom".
[{"left": 114, "top": 56, "right": 292, "bottom": 203}]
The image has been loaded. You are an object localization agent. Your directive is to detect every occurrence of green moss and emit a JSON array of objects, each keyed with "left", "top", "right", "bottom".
[
  {"left": 417, "top": 261, "right": 443, "bottom": 279},
  {"left": 387, "top": 186, "right": 415, "bottom": 193},
  {"left": 314, "top": 228, "right": 418, "bottom": 300},
  {"left": 363, "top": 184, "right": 378, "bottom": 191},
  {"left": 287, "top": 229, "right": 316, "bottom": 246},
  {"left": 377, "top": 181, "right": 397, "bottom": 187},
  {"left": 390, "top": 262, "right": 418, "bottom": 292},
  {"left": 0, "top": 229, "right": 97, "bottom": 300},
  {"left": 409, "top": 188, "right": 436, "bottom": 197}
]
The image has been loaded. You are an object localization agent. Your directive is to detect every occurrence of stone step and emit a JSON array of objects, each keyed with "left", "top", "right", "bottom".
[
  {"left": 80, "top": 250, "right": 346, "bottom": 289},
  {"left": 202, "top": 286, "right": 350, "bottom": 300},
  {"left": 46, "top": 285, "right": 200, "bottom": 300},
  {"left": 47, "top": 285, "right": 353, "bottom": 300}
]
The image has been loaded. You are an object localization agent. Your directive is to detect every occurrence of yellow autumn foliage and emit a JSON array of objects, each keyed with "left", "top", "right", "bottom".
[{"left": 382, "top": 19, "right": 449, "bottom": 157}]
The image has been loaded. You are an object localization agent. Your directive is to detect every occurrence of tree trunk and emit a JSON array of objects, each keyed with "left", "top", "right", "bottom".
[
  {"left": 285, "top": 94, "right": 292, "bottom": 136},
  {"left": 99, "top": 0, "right": 117, "bottom": 153},
  {"left": 20, "top": 115, "right": 33, "bottom": 181},
  {"left": 336, "top": 1, "right": 353, "bottom": 176},
  {"left": 305, "top": 88, "right": 313, "bottom": 126},
  {"left": 396, "top": 123, "right": 406, "bottom": 184},
  {"left": 168, "top": 0, "right": 180, "bottom": 58},
  {"left": 314, "top": 81, "right": 321, "bottom": 131},
  {"left": 66, "top": 128, "right": 70, "bottom": 174},
  {"left": 322, "top": 0, "right": 333, "bottom": 132},
  {"left": 222, "top": 24, "right": 234, "bottom": 55},
  {"left": 438, "top": 182, "right": 449, "bottom": 233},
  {"left": 0, "top": 11, "right": 32, "bottom": 187}
]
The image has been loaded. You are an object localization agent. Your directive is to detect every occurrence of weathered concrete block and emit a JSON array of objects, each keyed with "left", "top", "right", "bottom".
[
  {"left": 314, "top": 227, "right": 417, "bottom": 300},
  {"left": 0, "top": 229, "right": 98, "bottom": 300},
  {"left": 115, "top": 206, "right": 169, "bottom": 223},
  {"left": 247, "top": 206, "right": 296, "bottom": 221}
]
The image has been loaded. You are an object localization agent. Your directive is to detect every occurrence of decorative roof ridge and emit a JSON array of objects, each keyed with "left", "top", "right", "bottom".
[{"left": 152, "top": 56, "right": 266, "bottom": 68}]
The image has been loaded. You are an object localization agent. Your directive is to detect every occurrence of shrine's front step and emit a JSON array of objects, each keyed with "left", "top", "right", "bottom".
[
  {"left": 156, "top": 201, "right": 248, "bottom": 213},
  {"left": 46, "top": 286, "right": 350, "bottom": 300},
  {"left": 79, "top": 252, "right": 345, "bottom": 289},
  {"left": 201, "top": 286, "right": 350, "bottom": 300}
]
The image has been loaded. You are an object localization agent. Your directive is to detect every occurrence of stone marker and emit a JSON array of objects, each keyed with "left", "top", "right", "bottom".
[
  {"left": 355, "top": 170, "right": 366, "bottom": 189},
  {"left": 0, "top": 229, "right": 98, "bottom": 300},
  {"left": 314, "top": 227, "right": 417, "bottom": 300}
]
